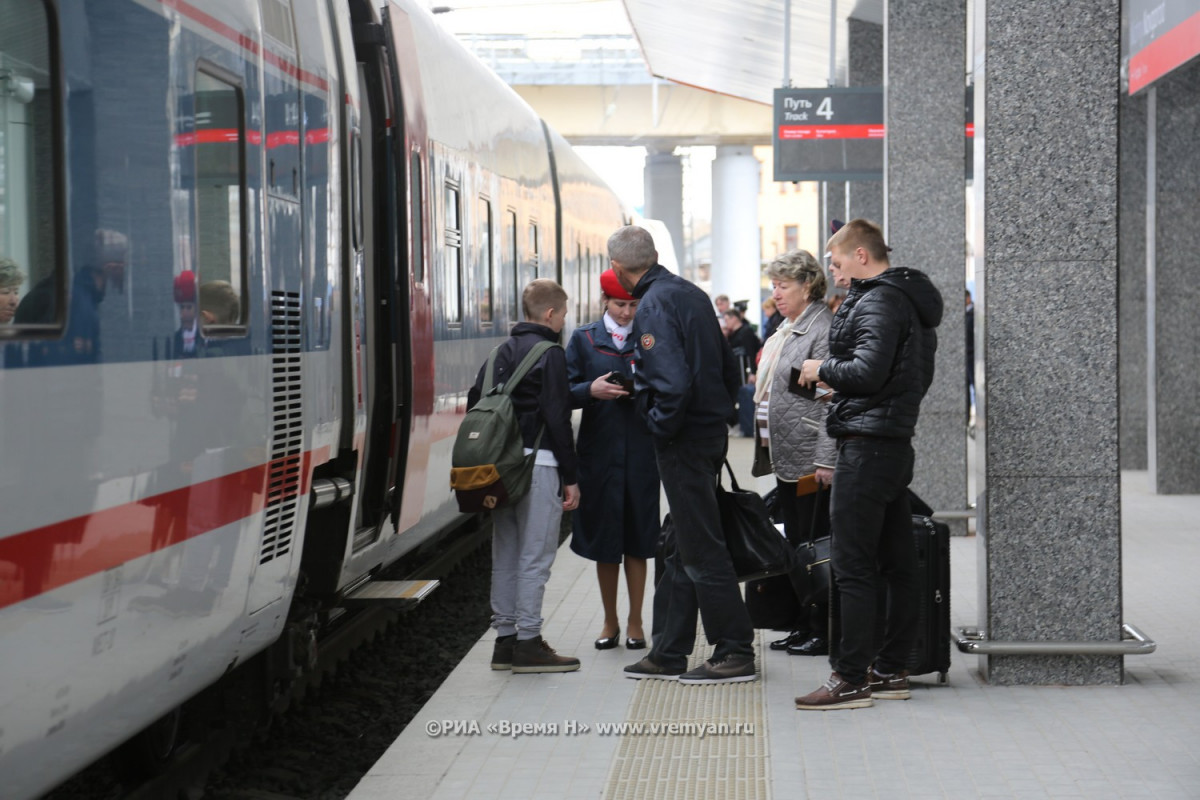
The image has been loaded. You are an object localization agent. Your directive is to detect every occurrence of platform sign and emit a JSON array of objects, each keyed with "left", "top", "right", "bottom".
[
  {"left": 773, "top": 87, "right": 883, "bottom": 182},
  {"left": 1124, "top": 0, "right": 1200, "bottom": 94}
]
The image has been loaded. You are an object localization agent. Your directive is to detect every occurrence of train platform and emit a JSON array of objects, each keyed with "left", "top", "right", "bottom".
[{"left": 347, "top": 436, "right": 1200, "bottom": 800}]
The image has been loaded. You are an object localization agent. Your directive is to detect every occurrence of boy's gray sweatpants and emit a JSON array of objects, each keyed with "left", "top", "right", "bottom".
[{"left": 490, "top": 464, "right": 563, "bottom": 640}]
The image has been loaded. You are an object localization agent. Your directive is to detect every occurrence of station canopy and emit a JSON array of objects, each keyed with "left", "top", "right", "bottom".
[{"left": 621, "top": 0, "right": 883, "bottom": 105}]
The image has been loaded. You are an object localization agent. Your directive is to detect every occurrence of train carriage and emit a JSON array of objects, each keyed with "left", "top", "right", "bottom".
[{"left": 0, "top": 1, "right": 625, "bottom": 797}]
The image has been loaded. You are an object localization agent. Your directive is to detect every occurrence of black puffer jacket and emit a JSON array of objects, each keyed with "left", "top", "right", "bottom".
[
  {"left": 819, "top": 267, "right": 943, "bottom": 439},
  {"left": 467, "top": 322, "right": 578, "bottom": 484}
]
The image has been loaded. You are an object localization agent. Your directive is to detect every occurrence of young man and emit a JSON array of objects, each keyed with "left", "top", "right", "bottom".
[
  {"left": 609, "top": 225, "right": 755, "bottom": 685},
  {"left": 795, "top": 218, "right": 943, "bottom": 709},
  {"left": 468, "top": 279, "right": 581, "bottom": 674}
]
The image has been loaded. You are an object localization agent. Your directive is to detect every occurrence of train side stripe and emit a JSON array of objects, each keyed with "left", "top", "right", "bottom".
[
  {"left": 0, "top": 446, "right": 329, "bottom": 612},
  {"left": 158, "top": 0, "right": 330, "bottom": 92}
]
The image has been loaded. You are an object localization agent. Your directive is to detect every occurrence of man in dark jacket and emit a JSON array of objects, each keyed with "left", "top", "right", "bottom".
[
  {"left": 795, "top": 218, "right": 943, "bottom": 710},
  {"left": 609, "top": 225, "right": 756, "bottom": 685}
]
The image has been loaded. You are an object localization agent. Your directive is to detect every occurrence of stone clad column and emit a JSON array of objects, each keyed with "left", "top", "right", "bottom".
[
  {"left": 848, "top": 17, "right": 884, "bottom": 224},
  {"left": 643, "top": 148, "right": 685, "bottom": 271},
  {"left": 973, "top": 0, "right": 1122, "bottom": 684},
  {"left": 1118, "top": 94, "right": 1147, "bottom": 471},
  {"left": 885, "top": 0, "right": 967, "bottom": 532},
  {"left": 710, "top": 146, "right": 762, "bottom": 327},
  {"left": 1149, "top": 59, "right": 1200, "bottom": 494}
]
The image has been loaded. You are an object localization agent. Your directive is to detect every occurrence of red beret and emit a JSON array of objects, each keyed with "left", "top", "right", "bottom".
[
  {"left": 599, "top": 268, "right": 633, "bottom": 301},
  {"left": 174, "top": 270, "right": 196, "bottom": 303}
]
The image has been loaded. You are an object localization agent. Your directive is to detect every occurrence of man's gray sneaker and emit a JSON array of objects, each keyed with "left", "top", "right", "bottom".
[
  {"left": 677, "top": 654, "right": 757, "bottom": 684},
  {"left": 624, "top": 656, "right": 685, "bottom": 680}
]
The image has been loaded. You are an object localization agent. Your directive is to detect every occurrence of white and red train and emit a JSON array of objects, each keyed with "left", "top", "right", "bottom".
[{"left": 0, "top": 1, "right": 625, "bottom": 797}]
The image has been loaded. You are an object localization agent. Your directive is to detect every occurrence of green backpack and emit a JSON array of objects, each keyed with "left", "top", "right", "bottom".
[{"left": 450, "top": 340, "right": 557, "bottom": 512}]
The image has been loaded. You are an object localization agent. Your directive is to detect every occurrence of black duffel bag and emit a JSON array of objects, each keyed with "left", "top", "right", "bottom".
[{"left": 717, "top": 460, "right": 796, "bottom": 582}]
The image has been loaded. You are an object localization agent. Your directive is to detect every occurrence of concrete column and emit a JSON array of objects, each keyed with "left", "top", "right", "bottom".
[
  {"left": 1118, "top": 94, "right": 1147, "bottom": 470},
  {"left": 885, "top": 0, "right": 967, "bottom": 534},
  {"left": 1149, "top": 60, "right": 1200, "bottom": 493},
  {"left": 710, "top": 146, "right": 762, "bottom": 328},
  {"left": 643, "top": 148, "right": 685, "bottom": 271},
  {"left": 973, "top": 0, "right": 1122, "bottom": 684},
  {"left": 848, "top": 18, "right": 884, "bottom": 225}
]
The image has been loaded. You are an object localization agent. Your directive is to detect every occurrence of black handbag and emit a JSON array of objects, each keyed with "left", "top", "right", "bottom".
[
  {"left": 744, "top": 574, "right": 801, "bottom": 630},
  {"left": 717, "top": 461, "right": 796, "bottom": 582},
  {"left": 795, "top": 486, "right": 832, "bottom": 604}
]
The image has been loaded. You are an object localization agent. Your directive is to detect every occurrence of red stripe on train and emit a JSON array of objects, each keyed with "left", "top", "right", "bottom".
[
  {"left": 0, "top": 446, "right": 330, "bottom": 611},
  {"left": 158, "top": 0, "right": 331, "bottom": 93}
]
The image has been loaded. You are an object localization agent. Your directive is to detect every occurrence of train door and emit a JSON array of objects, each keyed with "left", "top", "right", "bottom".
[{"left": 344, "top": 0, "right": 419, "bottom": 548}]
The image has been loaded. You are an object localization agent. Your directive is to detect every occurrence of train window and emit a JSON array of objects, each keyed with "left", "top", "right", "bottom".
[
  {"left": 194, "top": 68, "right": 247, "bottom": 330},
  {"left": 0, "top": 1, "right": 59, "bottom": 333},
  {"left": 479, "top": 197, "right": 493, "bottom": 325},
  {"left": 410, "top": 152, "right": 424, "bottom": 284},
  {"left": 443, "top": 181, "right": 462, "bottom": 325},
  {"left": 527, "top": 221, "right": 539, "bottom": 280},
  {"left": 505, "top": 209, "right": 517, "bottom": 320}
]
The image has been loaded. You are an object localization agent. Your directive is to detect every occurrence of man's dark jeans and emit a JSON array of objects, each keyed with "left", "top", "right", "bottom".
[
  {"left": 829, "top": 436, "right": 918, "bottom": 684},
  {"left": 649, "top": 433, "right": 754, "bottom": 670}
]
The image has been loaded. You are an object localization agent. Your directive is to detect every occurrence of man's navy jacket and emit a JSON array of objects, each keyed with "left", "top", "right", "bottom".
[{"left": 629, "top": 265, "right": 740, "bottom": 442}]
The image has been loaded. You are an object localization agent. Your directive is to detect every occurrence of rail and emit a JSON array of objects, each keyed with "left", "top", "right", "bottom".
[{"left": 953, "top": 623, "right": 1156, "bottom": 656}]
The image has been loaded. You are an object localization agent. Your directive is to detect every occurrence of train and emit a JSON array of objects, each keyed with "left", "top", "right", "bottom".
[{"left": 0, "top": 0, "right": 628, "bottom": 797}]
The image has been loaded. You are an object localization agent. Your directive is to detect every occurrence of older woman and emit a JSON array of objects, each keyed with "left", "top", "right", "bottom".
[
  {"left": 753, "top": 249, "right": 836, "bottom": 656},
  {"left": 566, "top": 269, "right": 660, "bottom": 651},
  {"left": 0, "top": 257, "right": 24, "bottom": 324}
]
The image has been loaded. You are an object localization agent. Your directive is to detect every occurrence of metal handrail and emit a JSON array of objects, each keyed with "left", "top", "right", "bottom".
[{"left": 953, "top": 623, "right": 1156, "bottom": 656}]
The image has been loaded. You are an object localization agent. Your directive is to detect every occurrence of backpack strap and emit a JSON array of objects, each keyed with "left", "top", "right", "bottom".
[
  {"left": 487, "top": 340, "right": 557, "bottom": 396},
  {"left": 482, "top": 339, "right": 557, "bottom": 453}
]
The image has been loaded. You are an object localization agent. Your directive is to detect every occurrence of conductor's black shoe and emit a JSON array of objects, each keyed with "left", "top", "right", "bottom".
[
  {"left": 594, "top": 627, "right": 620, "bottom": 650},
  {"left": 786, "top": 636, "right": 829, "bottom": 656},
  {"left": 625, "top": 637, "right": 647, "bottom": 650},
  {"left": 769, "top": 631, "right": 810, "bottom": 651}
]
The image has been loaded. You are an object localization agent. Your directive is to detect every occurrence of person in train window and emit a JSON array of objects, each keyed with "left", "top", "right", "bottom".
[
  {"left": 609, "top": 225, "right": 757, "bottom": 685},
  {"left": 170, "top": 270, "right": 200, "bottom": 358},
  {"left": 14, "top": 228, "right": 126, "bottom": 364},
  {"left": 199, "top": 280, "right": 240, "bottom": 327},
  {"left": 0, "top": 257, "right": 24, "bottom": 324},
  {"left": 565, "top": 269, "right": 659, "bottom": 653},
  {"left": 468, "top": 279, "right": 582, "bottom": 674}
]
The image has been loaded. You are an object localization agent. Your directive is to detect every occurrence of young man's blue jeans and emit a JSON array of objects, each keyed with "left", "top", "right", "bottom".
[
  {"left": 649, "top": 433, "right": 754, "bottom": 669},
  {"left": 829, "top": 436, "right": 918, "bottom": 684}
]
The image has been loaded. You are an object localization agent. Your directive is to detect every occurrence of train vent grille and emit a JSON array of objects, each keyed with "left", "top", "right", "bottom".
[{"left": 261, "top": 290, "right": 303, "bottom": 565}]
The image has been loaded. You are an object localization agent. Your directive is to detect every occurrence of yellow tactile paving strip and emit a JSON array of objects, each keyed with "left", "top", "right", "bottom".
[{"left": 603, "top": 632, "right": 770, "bottom": 800}]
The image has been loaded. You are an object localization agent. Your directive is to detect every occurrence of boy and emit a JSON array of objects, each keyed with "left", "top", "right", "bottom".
[{"left": 467, "top": 279, "right": 581, "bottom": 673}]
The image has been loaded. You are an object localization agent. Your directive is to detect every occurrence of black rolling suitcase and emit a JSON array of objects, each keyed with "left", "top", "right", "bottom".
[{"left": 828, "top": 514, "right": 951, "bottom": 683}]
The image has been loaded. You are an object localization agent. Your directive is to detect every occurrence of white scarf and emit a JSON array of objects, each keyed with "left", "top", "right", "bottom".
[
  {"left": 753, "top": 314, "right": 799, "bottom": 404},
  {"left": 604, "top": 311, "right": 633, "bottom": 351}
]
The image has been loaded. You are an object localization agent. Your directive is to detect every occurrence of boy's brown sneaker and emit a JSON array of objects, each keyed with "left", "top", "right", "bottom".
[
  {"left": 868, "top": 668, "right": 912, "bottom": 700},
  {"left": 491, "top": 634, "right": 516, "bottom": 670},
  {"left": 511, "top": 636, "right": 581, "bottom": 673},
  {"left": 795, "top": 672, "right": 874, "bottom": 710}
]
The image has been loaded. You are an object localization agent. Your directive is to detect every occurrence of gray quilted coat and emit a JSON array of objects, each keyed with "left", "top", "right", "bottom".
[{"left": 765, "top": 301, "right": 837, "bottom": 480}]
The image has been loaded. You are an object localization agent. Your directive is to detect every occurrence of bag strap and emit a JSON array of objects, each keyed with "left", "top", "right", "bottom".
[
  {"left": 720, "top": 459, "right": 743, "bottom": 493},
  {"left": 806, "top": 484, "right": 827, "bottom": 548},
  {"left": 484, "top": 340, "right": 557, "bottom": 396}
]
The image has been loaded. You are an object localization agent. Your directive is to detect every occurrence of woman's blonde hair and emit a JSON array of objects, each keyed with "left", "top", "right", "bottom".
[{"left": 766, "top": 249, "right": 826, "bottom": 302}]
